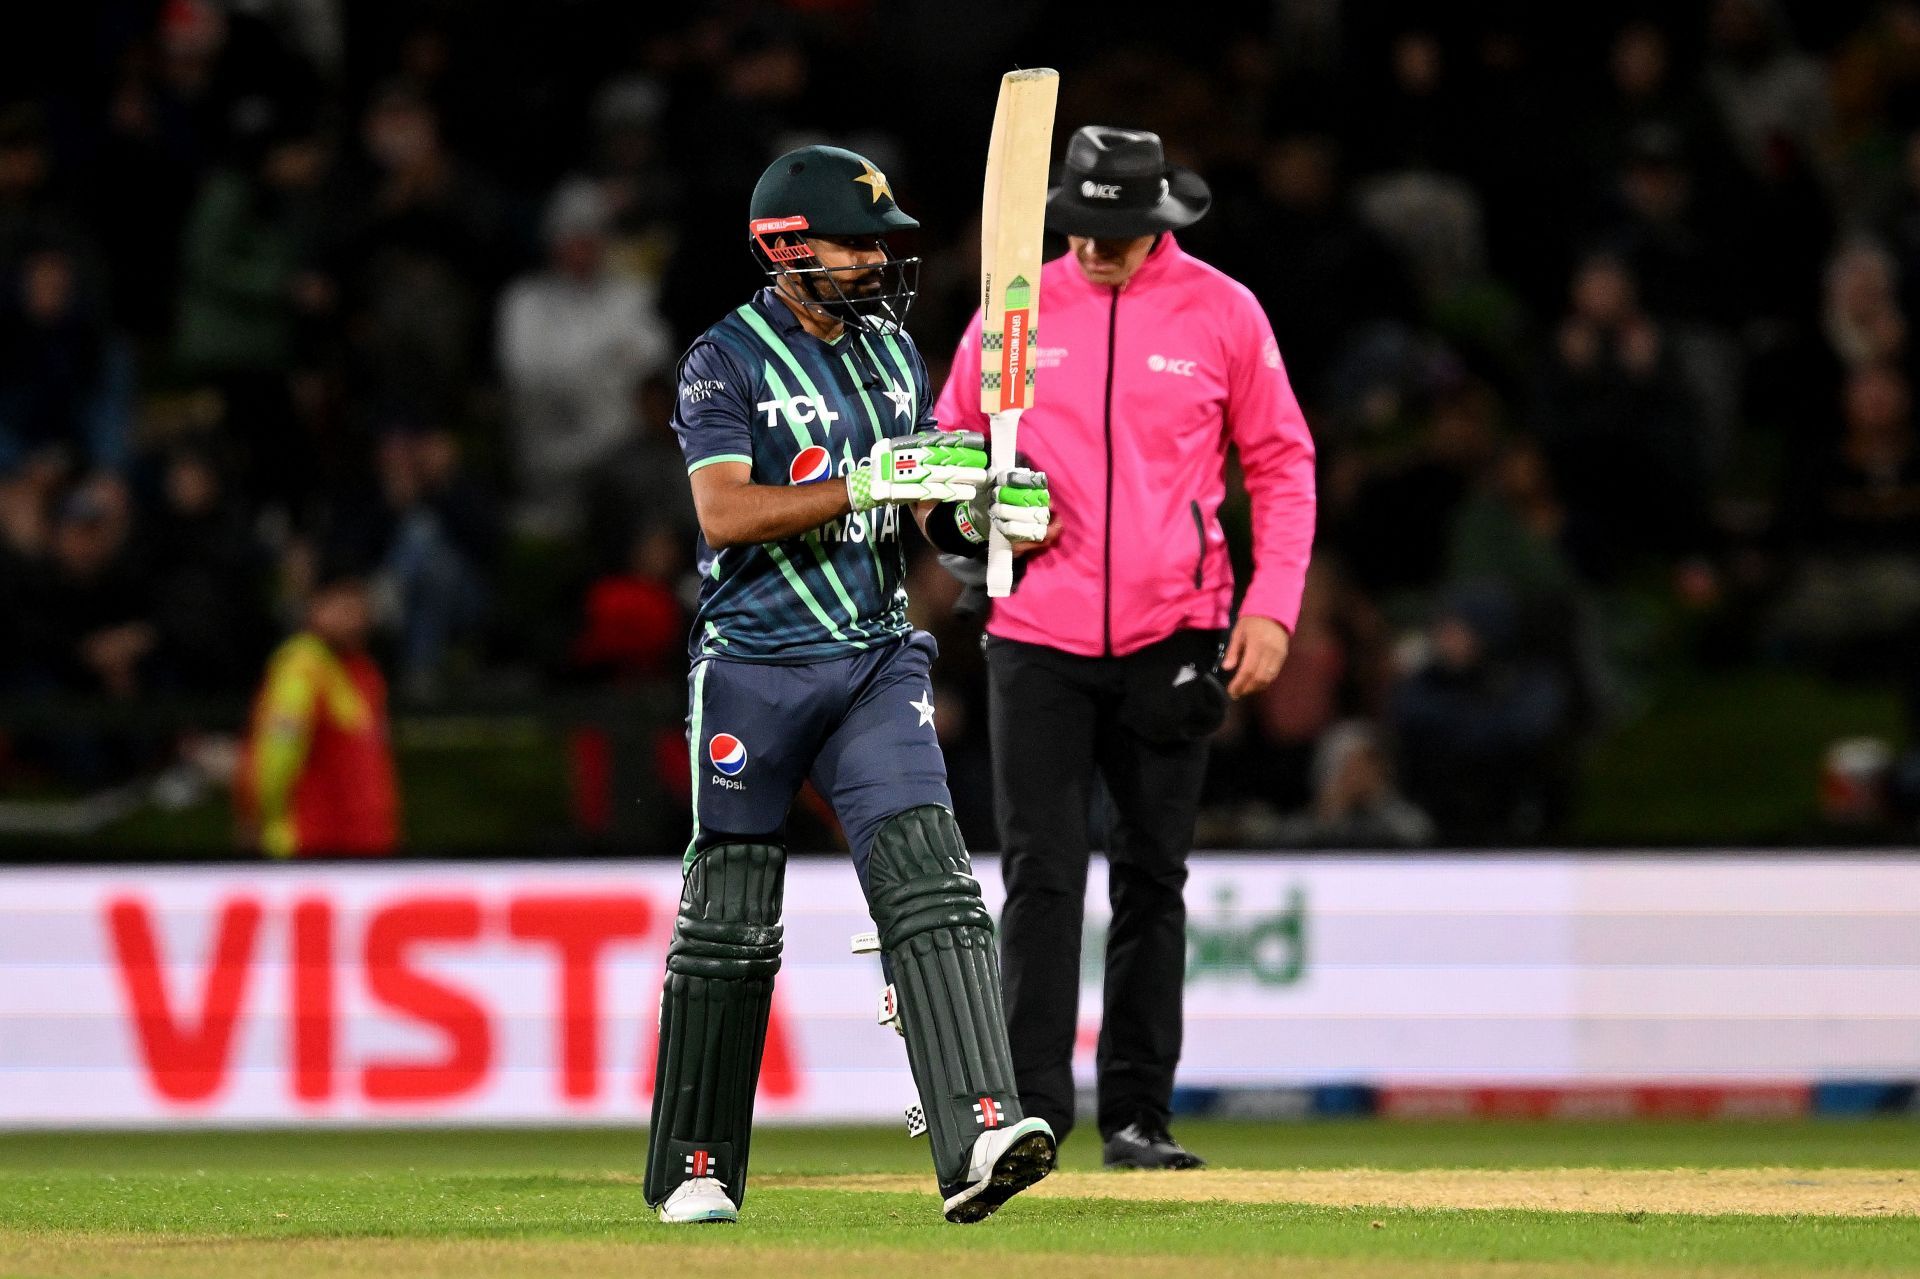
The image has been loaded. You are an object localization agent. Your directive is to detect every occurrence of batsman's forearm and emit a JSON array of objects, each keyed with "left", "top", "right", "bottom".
[{"left": 696, "top": 480, "right": 854, "bottom": 548}]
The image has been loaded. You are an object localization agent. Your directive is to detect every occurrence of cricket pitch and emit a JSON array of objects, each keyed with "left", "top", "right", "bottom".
[{"left": 769, "top": 1166, "right": 1920, "bottom": 1217}]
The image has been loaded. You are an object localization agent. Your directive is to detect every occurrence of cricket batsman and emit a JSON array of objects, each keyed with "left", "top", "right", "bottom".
[{"left": 645, "top": 144, "right": 1056, "bottom": 1225}]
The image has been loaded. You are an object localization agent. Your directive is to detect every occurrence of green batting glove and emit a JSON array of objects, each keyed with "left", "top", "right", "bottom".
[
  {"left": 967, "top": 466, "right": 1050, "bottom": 543},
  {"left": 847, "top": 430, "right": 989, "bottom": 512}
]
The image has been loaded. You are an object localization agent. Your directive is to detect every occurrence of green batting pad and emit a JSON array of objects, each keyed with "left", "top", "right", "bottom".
[{"left": 646, "top": 842, "right": 785, "bottom": 1209}]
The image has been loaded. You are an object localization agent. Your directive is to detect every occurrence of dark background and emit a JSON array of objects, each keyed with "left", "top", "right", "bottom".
[{"left": 4, "top": 0, "right": 1920, "bottom": 855}]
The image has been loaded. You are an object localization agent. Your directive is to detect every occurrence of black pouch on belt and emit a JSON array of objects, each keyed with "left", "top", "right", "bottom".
[{"left": 1116, "top": 628, "right": 1230, "bottom": 745}]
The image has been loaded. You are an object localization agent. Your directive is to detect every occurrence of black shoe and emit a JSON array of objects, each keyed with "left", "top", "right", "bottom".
[{"left": 1102, "top": 1122, "right": 1206, "bottom": 1170}]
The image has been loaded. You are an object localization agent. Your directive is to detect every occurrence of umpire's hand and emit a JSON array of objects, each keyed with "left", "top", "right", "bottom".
[{"left": 1221, "top": 615, "right": 1290, "bottom": 698}]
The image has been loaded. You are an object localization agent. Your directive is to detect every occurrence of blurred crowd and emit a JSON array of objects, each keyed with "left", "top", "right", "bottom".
[{"left": 7, "top": 0, "right": 1920, "bottom": 849}]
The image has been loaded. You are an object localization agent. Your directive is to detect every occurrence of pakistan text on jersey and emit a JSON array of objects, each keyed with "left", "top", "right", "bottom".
[{"left": 817, "top": 501, "right": 902, "bottom": 544}]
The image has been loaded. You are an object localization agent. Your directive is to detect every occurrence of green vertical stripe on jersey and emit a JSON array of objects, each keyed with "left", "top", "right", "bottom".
[
  {"left": 838, "top": 352, "right": 887, "bottom": 448},
  {"left": 737, "top": 303, "right": 878, "bottom": 637},
  {"left": 837, "top": 349, "right": 892, "bottom": 595},
  {"left": 871, "top": 332, "right": 917, "bottom": 407},
  {"left": 766, "top": 542, "right": 859, "bottom": 647},
  {"left": 758, "top": 363, "right": 870, "bottom": 639},
  {"left": 863, "top": 333, "right": 920, "bottom": 614}
]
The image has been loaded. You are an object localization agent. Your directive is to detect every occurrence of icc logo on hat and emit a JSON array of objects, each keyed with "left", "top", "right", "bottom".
[
  {"left": 709, "top": 733, "right": 748, "bottom": 776},
  {"left": 789, "top": 445, "right": 831, "bottom": 484}
]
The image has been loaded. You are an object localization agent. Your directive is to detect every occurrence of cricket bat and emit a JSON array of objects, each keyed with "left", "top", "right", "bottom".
[{"left": 979, "top": 68, "right": 1059, "bottom": 598}]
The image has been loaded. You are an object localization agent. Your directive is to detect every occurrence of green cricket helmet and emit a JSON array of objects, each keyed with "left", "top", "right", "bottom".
[{"left": 748, "top": 144, "right": 919, "bottom": 334}]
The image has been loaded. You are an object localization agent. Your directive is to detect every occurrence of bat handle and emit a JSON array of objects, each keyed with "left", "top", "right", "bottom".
[{"left": 986, "top": 409, "right": 1021, "bottom": 598}]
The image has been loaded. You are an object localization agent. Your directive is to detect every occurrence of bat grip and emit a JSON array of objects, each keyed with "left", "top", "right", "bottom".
[{"left": 986, "top": 409, "right": 1020, "bottom": 598}]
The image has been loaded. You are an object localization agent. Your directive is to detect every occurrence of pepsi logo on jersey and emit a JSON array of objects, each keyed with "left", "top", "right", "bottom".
[
  {"left": 709, "top": 733, "right": 748, "bottom": 776},
  {"left": 789, "top": 445, "right": 832, "bottom": 484}
]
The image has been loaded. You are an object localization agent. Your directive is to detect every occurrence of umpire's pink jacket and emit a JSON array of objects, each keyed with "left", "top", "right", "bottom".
[{"left": 934, "top": 234, "right": 1318, "bottom": 658}]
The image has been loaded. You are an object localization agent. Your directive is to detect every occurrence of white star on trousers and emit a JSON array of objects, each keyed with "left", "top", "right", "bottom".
[
  {"left": 910, "top": 691, "right": 936, "bottom": 727},
  {"left": 882, "top": 386, "right": 913, "bottom": 418}
]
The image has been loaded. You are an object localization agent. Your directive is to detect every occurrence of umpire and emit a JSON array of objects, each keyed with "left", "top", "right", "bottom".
[{"left": 934, "top": 126, "right": 1317, "bottom": 1167}]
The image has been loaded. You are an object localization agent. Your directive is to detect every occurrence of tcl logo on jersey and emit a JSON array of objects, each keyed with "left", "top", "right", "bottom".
[
  {"left": 757, "top": 395, "right": 841, "bottom": 428},
  {"left": 708, "top": 734, "right": 747, "bottom": 777},
  {"left": 1147, "top": 354, "right": 1197, "bottom": 376},
  {"left": 789, "top": 446, "right": 832, "bottom": 484}
]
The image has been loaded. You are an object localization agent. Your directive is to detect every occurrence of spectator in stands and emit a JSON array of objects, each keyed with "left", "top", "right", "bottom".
[
  {"left": 1217, "top": 134, "right": 1417, "bottom": 407},
  {"left": 1704, "top": 2, "right": 1838, "bottom": 333},
  {"left": 148, "top": 445, "right": 272, "bottom": 694},
  {"left": 28, "top": 476, "right": 153, "bottom": 703},
  {"left": 0, "top": 106, "right": 83, "bottom": 280},
  {"left": 1704, "top": 0, "right": 1837, "bottom": 191},
  {"left": 1769, "top": 238, "right": 1906, "bottom": 485},
  {"left": 498, "top": 177, "right": 671, "bottom": 536},
  {"left": 592, "top": 74, "right": 681, "bottom": 262},
  {"left": 585, "top": 373, "right": 698, "bottom": 564},
  {"left": 1271, "top": 719, "right": 1435, "bottom": 848},
  {"left": 1389, "top": 582, "right": 1573, "bottom": 840},
  {"left": 1237, "top": 562, "right": 1354, "bottom": 812},
  {"left": 1830, "top": 1, "right": 1920, "bottom": 153},
  {"left": 571, "top": 523, "right": 685, "bottom": 684},
  {"left": 173, "top": 116, "right": 334, "bottom": 507},
  {"left": 0, "top": 248, "right": 130, "bottom": 472},
  {"left": 1823, "top": 240, "right": 1908, "bottom": 373},
  {"left": 1447, "top": 437, "right": 1616, "bottom": 734},
  {"left": 1535, "top": 253, "right": 1711, "bottom": 583},
  {"left": 1601, "top": 125, "right": 1736, "bottom": 327},
  {"left": 1772, "top": 362, "right": 1920, "bottom": 668},
  {"left": 339, "top": 82, "right": 512, "bottom": 427},
  {"left": 238, "top": 566, "right": 398, "bottom": 857},
  {"left": 0, "top": 475, "right": 155, "bottom": 786},
  {"left": 374, "top": 422, "right": 501, "bottom": 698},
  {"left": 1200, "top": 558, "right": 1387, "bottom": 840},
  {"left": 1356, "top": 30, "right": 1465, "bottom": 177},
  {"left": 1328, "top": 379, "right": 1499, "bottom": 601},
  {"left": 0, "top": 459, "right": 57, "bottom": 689},
  {"left": 1584, "top": 22, "right": 1715, "bottom": 190},
  {"left": 1448, "top": 438, "right": 1576, "bottom": 605}
]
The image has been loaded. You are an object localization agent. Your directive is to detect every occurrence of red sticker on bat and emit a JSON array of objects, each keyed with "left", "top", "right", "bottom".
[{"left": 999, "top": 308, "right": 1031, "bottom": 410}]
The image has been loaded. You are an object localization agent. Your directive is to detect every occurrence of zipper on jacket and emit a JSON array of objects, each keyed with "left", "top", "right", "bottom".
[
  {"left": 1102, "top": 288, "right": 1118, "bottom": 657},
  {"left": 1190, "top": 499, "right": 1205, "bottom": 589}
]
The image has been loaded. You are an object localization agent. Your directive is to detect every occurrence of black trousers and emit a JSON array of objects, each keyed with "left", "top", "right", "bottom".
[{"left": 986, "top": 633, "right": 1211, "bottom": 1144}]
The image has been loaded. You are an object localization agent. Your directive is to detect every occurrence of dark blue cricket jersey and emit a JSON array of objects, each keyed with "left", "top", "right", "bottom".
[{"left": 672, "top": 289, "right": 937, "bottom": 662}]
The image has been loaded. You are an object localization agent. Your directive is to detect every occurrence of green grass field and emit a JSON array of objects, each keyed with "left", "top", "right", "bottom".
[{"left": 1, "top": 1121, "right": 1916, "bottom": 1278}]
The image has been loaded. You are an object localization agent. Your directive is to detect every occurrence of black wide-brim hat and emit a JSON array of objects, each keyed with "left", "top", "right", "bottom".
[{"left": 1045, "top": 125, "right": 1211, "bottom": 238}]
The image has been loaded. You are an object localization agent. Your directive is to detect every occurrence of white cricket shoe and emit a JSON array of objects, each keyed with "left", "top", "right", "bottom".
[
  {"left": 941, "top": 1116, "right": 1056, "bottom": 1223},
  {"left": 658, "top": 1175, "right": 738, "bottom": 1224}
]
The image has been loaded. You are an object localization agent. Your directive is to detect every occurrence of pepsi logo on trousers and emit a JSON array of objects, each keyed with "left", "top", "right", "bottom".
[{"left": 709, "top": 733, "right": 748, "bottom": 776}]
